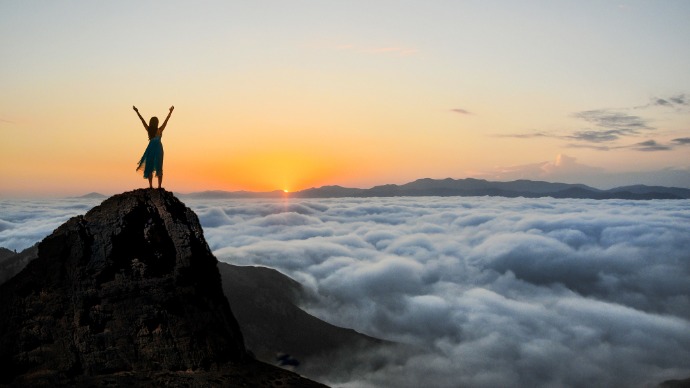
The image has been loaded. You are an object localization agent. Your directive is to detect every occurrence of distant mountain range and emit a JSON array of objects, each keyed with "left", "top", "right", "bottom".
[
  {"left": 182, "top": 178, "right": 690, "bottom": 200},
  {"left": 74, "top": 192, "right": 108, "bottom": 199}
]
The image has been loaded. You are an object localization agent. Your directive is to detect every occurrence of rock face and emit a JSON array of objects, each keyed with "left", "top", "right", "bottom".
[
  {"left": 0, "top": 244, "right": 38, "bottom": 286},
  {"left": 0, "top": 189, "right": 323, "bottom": 387},
  {"left": 218, "top": 263, "right": 384, "bottom": 365}
]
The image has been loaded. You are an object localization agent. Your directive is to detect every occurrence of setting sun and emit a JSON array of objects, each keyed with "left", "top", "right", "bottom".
[{"left": 198, "top": 149, "right": 349, "bottom": 193}]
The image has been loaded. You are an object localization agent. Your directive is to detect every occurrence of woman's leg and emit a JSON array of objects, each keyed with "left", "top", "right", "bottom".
[
  {"left": 157, "top": 175, "right": 163, "bottom": 189},
  {"left": 148, "top": 176, "right": 153, "bottom": 189}
]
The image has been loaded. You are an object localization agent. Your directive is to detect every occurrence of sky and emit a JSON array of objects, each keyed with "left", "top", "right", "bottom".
[
  {"left": 1, "top": 1, "right": 690, "bottom": 196},
  {"left": 3, "top": 196, "right": 689, "bottom": 386}
]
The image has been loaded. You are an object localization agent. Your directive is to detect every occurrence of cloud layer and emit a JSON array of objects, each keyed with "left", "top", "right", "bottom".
[
  {"left": 189, "top": 196, "right": 690, "bottom": 387},
  {"left": 0, "top": 198, "right": 103, "bottom": 252},
  {"left": 2, "top": 196, "right": 689, "bottom": 387}
]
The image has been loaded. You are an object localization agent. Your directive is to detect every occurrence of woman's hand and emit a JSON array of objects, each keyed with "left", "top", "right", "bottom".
[
  {"left": 160, "top": 105, "right": 175, "bottom": 131},
  {"left": 133, "top": 106, "right": 147, "bottom": 129}
]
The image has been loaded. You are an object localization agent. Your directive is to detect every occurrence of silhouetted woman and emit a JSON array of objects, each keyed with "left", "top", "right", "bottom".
[{"left": 134, "top": 105, "right": 174, "bottom": 189}]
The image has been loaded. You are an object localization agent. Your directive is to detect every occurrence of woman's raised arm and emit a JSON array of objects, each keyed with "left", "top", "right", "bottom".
[
  {"left": 133, "top": 106, "right": 148, "bottom": 130},
  {"left": 160, "top": 105, "right": 175, "bottom": 131}
]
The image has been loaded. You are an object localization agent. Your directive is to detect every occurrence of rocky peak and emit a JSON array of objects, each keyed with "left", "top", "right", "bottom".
[{"left": 0, "top": 189, "right": 319, "bottom": 386}]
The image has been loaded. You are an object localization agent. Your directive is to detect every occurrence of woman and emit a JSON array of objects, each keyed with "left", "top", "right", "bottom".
[{"left": 134, "top": 105, "right": 174, "bottom": 189}]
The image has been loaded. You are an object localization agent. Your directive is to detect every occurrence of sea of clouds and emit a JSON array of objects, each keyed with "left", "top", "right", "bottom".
[
  {"left": 0, "top": 198, "right": 103, "bottom": 252},
  {"left": 2, "top": 195, "right": 690, "bottom": 387},
  {"left": 191, "top": 196, "right": 690, "bottom": 387}
]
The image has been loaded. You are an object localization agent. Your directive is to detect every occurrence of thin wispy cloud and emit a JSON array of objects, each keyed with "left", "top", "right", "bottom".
[
  {"left": 572, "top": 109, "right": 652, "bottom": 133},
  {"left": 643, "top": 94, "right": 689, "bottom": 109},
  {"left": 565, "top": 143, "right": 612, "bottom": 151},
  {"left": 669, "top": 94, "right": 688, "bottom": 105},
  {"left": 500, "top": 110, "right": 654, "bottom": 146},
  {"left": 565, "top": 129, "right": 626, "bottom": 143},
  {"left": 501, "top": 95, "right": 690, "bottom": 151},
  {"left": 630, "top": 139, "right": 673, "bottom": 152},
  {"left": 672, "top": 137, "right": 690, "bottom": 145},
  {"left": 450, "top": 108, "right": 472, "bottom": 115},
  {"left": 496, "top": 131, "right": 549, "bottom": 139}
]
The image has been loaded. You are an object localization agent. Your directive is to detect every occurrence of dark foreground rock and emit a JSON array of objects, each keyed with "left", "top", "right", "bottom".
[
  {"left": 0, "top": 244, "right": 38, "bottom": 285},
  {"left": 660, "top": 377, "right": 690, "bottom": 388},
  {"left": 0, "top": 189, "right": 324, "bottom": 387},
  {"left": 219, "top": 263, "right": 385, "bottom": 368}
]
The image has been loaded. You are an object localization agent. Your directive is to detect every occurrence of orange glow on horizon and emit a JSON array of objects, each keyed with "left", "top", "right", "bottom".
[{"left": 165, "top": 149, "right": 352, "bottom": 193}]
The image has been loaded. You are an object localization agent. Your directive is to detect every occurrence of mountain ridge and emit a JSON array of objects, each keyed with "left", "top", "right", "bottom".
[{"left": 181, "top": 178, "right": 690, "bottom": 200}]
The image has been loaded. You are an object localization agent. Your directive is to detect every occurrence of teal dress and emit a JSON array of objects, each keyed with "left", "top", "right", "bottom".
[{"left": 136, "top": 132, "right": 164, "bottom": 179}]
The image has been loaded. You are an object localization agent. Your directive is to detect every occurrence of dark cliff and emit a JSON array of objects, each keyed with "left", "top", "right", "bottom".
[
  {"left": 0, "top": 244, "right": 38, "bottom": 285},
  {"left": 0, "top": 189, "right": 324, "bottom": 387},
  {"left": 219, "top": 263, "right": 385, "bottom": 364}
]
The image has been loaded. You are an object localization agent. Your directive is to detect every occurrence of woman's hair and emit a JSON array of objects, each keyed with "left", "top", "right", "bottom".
[{"left": 147, "top": 117, "right": 159, "bottom": 140}]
